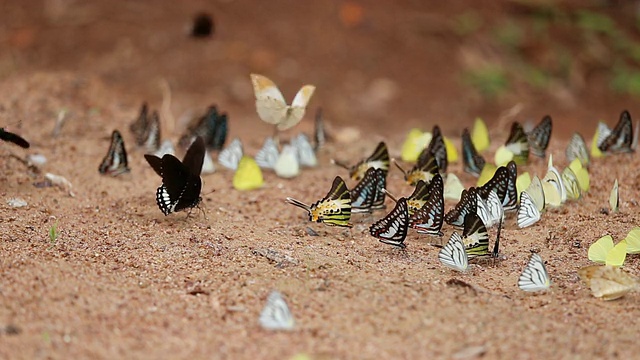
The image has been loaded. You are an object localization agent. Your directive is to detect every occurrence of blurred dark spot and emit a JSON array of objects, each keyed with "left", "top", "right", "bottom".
[
  {"left": 305, "top": 227, "right": 319, "bottom": 236},
  {"left": 191, "top": 13, "right": 214, "bottom": 38},
  {"left": 4, "top": 324, "right": 21, "bottom": 335},
  {"left": 572, "top": 240, "right": 581, "bottom": 248},
  {"left": 599, "top": 208, "right": 609, "bottom": 215}
]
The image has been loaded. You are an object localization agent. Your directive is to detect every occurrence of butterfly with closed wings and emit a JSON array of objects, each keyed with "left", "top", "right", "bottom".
[
  {"left": 518, "top": 253, "right": 551, "bottom": 292},
  {"left": 462, "top": 127, "right": 486, "bottom": 177},
  {"left": 333, "top": 141, "right": 390, "bottom": 181},
  {"left": 461, "top": 212, "right": 490, "bottom": 259},
  {"left": 219, "top": 138, "right": 243, "bottom": 170},
  {"left": 350, "top": 167, "right": 381, "bottom": 213},
  {"left": 99, "top": 130, "right": 130, "bottom": 176},
  {"left": 438, "top": 232, "right": 468, "bottom": 272},
  {"left": 130, "top": 103, "right": 161, "bottom": 152},
  {"left": 259, "top": 290, "right": 295, "bottom": 331},
  {"left": 409, "top": 173, "right": 444, "bottom": 236},
  {"left": 370, "top": 197, "right": 410, "bottom": 248},
  {"left": 286, "top": 176, "right": 352, "bottom": 227},
  {"left": 251, "top": 74, "right": 315, "bottom": 131},
  {"left": 527, "top": 115, "right": 552, "bottom": 158},
  {"left": 144, "top": 136, "right": 206, "bottom": 216},
  {"left": 445, "top": 187, "right": 478, "bottom": 228},
  {"left": 384, "top": 179, "right": 432, "bottom": 216},
  {"left": 598, "top": 110, "right": 635, "bottom": 154},
  {"left": 394, "top": 148, "right": 440, "bottom": 186},
  {"left": 179, "top": 105, "right": 228, "bottom": 150},
  {"left": 565, "top": 132, "right": 590, "bottom": 167},
  {"left": 418, "top": 125, "right": 447, "bottom": 174},
  {"left": 495, "top": 122, "right": 529, "bottom": 166}
]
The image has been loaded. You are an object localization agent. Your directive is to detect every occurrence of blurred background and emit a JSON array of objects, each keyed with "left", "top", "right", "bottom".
[{"left": 1, "top": 0, "right": 639, "bottom": 139}]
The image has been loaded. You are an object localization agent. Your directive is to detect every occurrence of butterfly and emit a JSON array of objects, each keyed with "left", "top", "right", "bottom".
[
  {"left": 401, "top": 129, "right": 432, "bottom": 162},
  {"left": 598, "top": 110, "right": 635, "bottom": 153},
  {"left": 610, "top": 179, "right": 619, "bottom": 213},
  {"left": 578, "top": 265, "right": 639, "bottom": 301},
  {"left": 475, "top": 193, "right": 492, "bottom": 231},
  {"left": 418, "top": 125, "right": 447, "bottom": 173},
  {"left": 624, "top": 227, "right": 640, "bottom": 254},
  {"left": 255, "top": 137, "right": 279, "bottom": 169},
  {"left": 274, "top": 144, "right": 300, "bottom": 179},
  {"left": 471, "top": 117, "right": 490, "bottom": 152},
  {"left": 130, "top": 103, "right": 161, "bottom": 152},
  {"left": 409, "top": 173, "right": 444, "bottom": 236},
  {"left": 384, "top": 180, "right": 432, "bottom": 216},
  {"left": 568, "top": 159, "right": 590, "bottom": 193},
  {"left": 517, "top": 191, "right": 542, "bottom": 229},
  {"left": 218, "top": 138, "right": 243, "bottom": 170},
  {"left": 286, "top": 176, "right": 352, "bottom": 227},
  {"left": 444, "top": 173, "right": 465, "bottom": 201},
  {"left": 565, "top": 132, "right": 590, "bottom": 167},
  {"left": 371, "top": 168, "right": 387, "bottom": 210},
  {"left": 541, "top": 155, "right": 566, "bottom": 207},
  {"left": 369, "top": 197, "right": 410, "bottom": 248},
  {"left": 144, "top": 136, "right": 205, "bottom": 215},
  {"left": 445, "top": 187, "right": 478, "bottom": 228},
  {"left": 251, "top": 74, "right": 315, "bottom": 131},
  {"left": 153, "top": 140, "right": 176, "bottom": 158},
  {"left": 314, "top": 107, "right": 327, "bottom": 151},
  {"left": 179, "top": 105, "right": 228, "bottom": 150},
  {"left": 518, "top": 253, "right": 551, "bottom": 292},
  {"left": 233, "top": 156, "right": 264, "bottom": 191},
  {"left": 333, "top": 141, "right": 390, "bottom": 181},
  {"left": 477, "top": 163, "right": 497, "bottom": 187},
  {"left": 561, "top": 166, "right": 581, "bottom": 201},
  {"left": 588, "top": 235, "right": 627, "bottom": 267},
  {"left": 350, "top": 167, "right": 381, "bottom": 213},
  {"left": 438, "top": 232, "right": 468, "bottom": 272},
  {"left": 461, "top": 212, "right": 490, "bottom": 259},
  {"left": 462, "top": 127, "right": 485, "bottom": 177},
  {"left": 525, "top": 175, "right": 546, "bottom": 212},
  {"left": 98, "top": 130, "right": 130, "bottom": 176},
  {"left": 0, "top": 127, "right": 30, "bottom": 148},
  {"left": 527, "top": 115, "right": 552, "bottom": 158},
  {"left": 495, "top": 122, "right": 529, "bottom": 166},
  {"left": 485, "top": 190, "right": 504, "bottom": 228},
  {"left": 395, "top": 149, "right": 440, "bottom": 186},
  {"left": 591, "top": 121, "right": 611, "bottom": 158},
  {"left": 291, "top": 133, "right": 317, "bottom": 167},
  {"left": 259, "top": 290, "right": 295, "bottom": 330},
  {"left": 515, "top": 171, "right": 531, "bottom": 200},
  {"left": 477, "top": 165, "right": 517, "bottom": 213}
]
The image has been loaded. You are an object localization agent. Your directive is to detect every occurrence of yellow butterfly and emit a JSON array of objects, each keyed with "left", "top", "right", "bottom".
[
  {"left": 400, "top": 129, "right": 432, "bottom": 162},
  {"left": 443, "top": 136, "right": 458, "bottom": 163},
  {"left": 476, "top": 163, "right": 497, "bottom": 187},
  {"left": 578, "top": 265, "right": 638, "bottom": 300},
  {"left": 495, "top": 122, "right": 529, "bottom": 166},
  {"left": 233, "top": 156, "right": 264, "bottom": 191},
  {"left": 590, "top": 121, "right": 610, "bottom": 159},
  {"left": 541, "top": 155, "right": 565, "bottom": 207},
  {"left": 624, "top": 227, "right": 640, "bottom": 254},
  {"left": 516, "top": 172, "right": 531, "bottom": 201},
  {"left": 286, "top": 177, "right": 352, "bottom": 227},
  {"left": 588, "top": 235, "right": 627, "bottom": 266},
  {"left": 561, "top": 167, "right": 581, "bottom": 201},
  {"left": 444, "top": 173, "right": 465, "bottom": 201},
  {"left": 610, "top": 179, "right": 619, "bottom": 213},
  {"left": 471, "top": 117, "right": 490, "bottom": 152},
  {"left": 525, "top": 175, "right": 545, "bottom": 212},
  {"left": 568, "top": 159, "right": 590, "bottom": 193},
  {"left": 250, "top": 74, "right": 315, "bottom": 131}
]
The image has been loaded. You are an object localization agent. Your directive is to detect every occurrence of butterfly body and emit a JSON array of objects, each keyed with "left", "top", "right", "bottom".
[{"left": 0, "top": 128, "right": 30, "bottom": 148}]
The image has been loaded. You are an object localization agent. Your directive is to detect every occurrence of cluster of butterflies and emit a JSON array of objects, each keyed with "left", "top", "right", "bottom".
[{"left": 286, "top": 110, "right": 639, "bottom": 294}]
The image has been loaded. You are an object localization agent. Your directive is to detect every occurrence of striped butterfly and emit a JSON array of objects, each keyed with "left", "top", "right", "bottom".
[
  {"left": 498, "top": 122, "right": 529, "bottom": 165},
  {"left": 371, "top": 168, "right": 387, "bottom": 210},
  {"left": 255, "top": 137, "right": 279, "bottom": 169},
  {"left": 395, "top": 149, "right": 440, "bottom": 186},
  {"left": 485, "top": 190, "right": 504, "bottom": 228},
  {"left": 291, "top": 133, "right": 317, "bottom": 167},
  {"left": 179, "top": 105, "right": 228, "bottom": 151},
  {"left": 418, "top": 125, "right": 447, "bottom": 173},
  {"left": 565, "top": 132, "right": 590, "bottom": 167},
  {"left": 259, "top": 290, "right": 295, "bottom": 331},
  {"left": 99, "top": 130, "right": 130, "bottom": 176},
  {"left": 131, "top": 105, "right": 161, "bottom": 152},
  {"left": 517, "top": 191, "right": 541, "bottom": 229},
  {"left": 218, "top": 138, "right": 243, "bottom": 170},
  {"left": 384, "top": 180, "right": 432, "bottom": 216},
  {"left": 445, "top": 187, "right": 478, "bottom": 228},
  {"left": 462, "top": 127, "right": 486, "bottom": 177},
  {"left": 527, "top": 115, "right": 552, "bottom": 158},
  {"left": 438, "top": 232, "right": 468, "bottom": 272},
  {"left": 478, "top": 165, "right": 517, "bottom": 213},
  {"left": 598, "top": 110, "right": 635, "bottom": 153},
  {"left": 561, "top": 166, "right": 581, "bottom": 201},
  {"left": 286, "top": 176, "right": 352, "bottom": 227},
  {"left": 274, "top": 144, "right": 300, "bottom": 179},
  {"left": 333, "top": 141, "right": 390, "bottom": 181},
  {"left": 370, "top": 197, "right": 410, "bottom": 248},
  {"left": 409, "top": 173, "right": 444, "bottom": 236},
  {"left": 518, "top": 253, "right": 551, "bottom": 292},
  {"left": 462, "top": 212, "right": 490, "bottom": 259},
  {"left": 350, "top": 167, "right": 380, "bottom": 213},
  {"left": 476, "top": 193, "right": 492, "bottom": 230},
  {"left": 610, "top": 179, "right": 619, "bottom": 213},
  {"left": 251, "top": 74, "right": 315, "bottom": 131}
]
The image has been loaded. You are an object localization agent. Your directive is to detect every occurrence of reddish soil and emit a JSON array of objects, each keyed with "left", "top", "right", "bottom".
[{"left": 1, "top": 1, "right": 640, "bottom": 359}]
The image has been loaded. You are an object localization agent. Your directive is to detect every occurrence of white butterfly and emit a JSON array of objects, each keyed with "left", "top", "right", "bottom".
[
  {"left": 218, "top": 138, "right": 243, "bottom": 170},
  {"left": 610, "top": 179, "right": 619, "bottom": 213},
  {"left": 291, "top": 133, "right": 317, "bottom": 167},
  {"left": 255, "top": 137, "right": 279, "bottom": 169},
  {"left": 438, "top": 232, "right": 468, "bottom": 272},
  {"left": 153, "top": 140, "right": 176, "bottom": 158},
  {"left": 476, "top": 193, "right": 492, "bottom": 229},
  {"left": 251, "top": 74, "right": 316, "bottom": 131},
  {"left": 595, "top": 121, "right": 612, "bottom": 148},
  {"left": 517, "top": 191, "right": 541, "bottom": 229},
  {"left": 486, "top": 190, "right": 505, "bottom": 227},
  {"left": 565, "top": 132, "right": 589, "bottom": 166},
  {"left": 275, "top": 144, "right": 300, "bottom": 179},
  {"left": 518, "top": 253, "right": 551, "bottom": 292},
  {"left": 259, "top": 290, "right": 295, "bottom": 331}
]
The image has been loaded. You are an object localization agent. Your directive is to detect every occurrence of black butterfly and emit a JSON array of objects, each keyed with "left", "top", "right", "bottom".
[
  {"left": 505, "top": 122, "right": 529, "bottom": 165},
  {"left": 98, "top": 130, "right": 130, "bottom": 176},
  {"left": 598, "top": 110, "right": 634, "bottom": 153},
  {"left": 418, "top": 125, "right": 447, "bottom": 173},
  {"left": 445, "top": 187, "right": 478, "bottom": 228},
  {"left": 179, "top": 105, "right": 228, "bottom": 151},
  {"left": 313, "top": 107, "right": 327, "bottom": 151},
  {"left": 477, "top": 163, "right": 518, "bottom": 212},
  {"left": 144, "top": 136, "right": 205, "bottom": 215},
  {"left": 527, "top": 115, "right": 552, "bottom": 158},
  {"left": 409, "top": 173, "right": 444, "bottom": 236},
  {"left": 504, "top": 161, "right": 518, "bottom": 212},
  {"left": 350, "top": 167, "right": 379, "bottom": 213},
  {"left": 462, "top": 128, "right": 485, "bottom": 177},
  {"left": 130, "top": 103, "right": 161, "bottom": 152},
  {"left": 370, "top": 197, "right": 410, "bottom": 248},
  {"left": 0, "top": 128, "right": 29, "bottom": 148}
]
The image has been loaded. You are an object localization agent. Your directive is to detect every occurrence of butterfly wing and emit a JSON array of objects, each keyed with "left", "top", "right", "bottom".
[
  {"left": 578, "top": 265, "right": 639, "bottom": 301},
  {"left": 438, "top": 232, "right": 468, "bottom": 272},
  {"left": 462, "top": 212, "right": 489, "bottom": 258},
  {"left": 350, "top": 167, "right": 378, "bottom": 213},
  {"left": 371, "top": 168, "right": 387, "bottom": 210},
  {"left": 256, "top": 137, "right": 280, "bottom": 169},
  {"left": 144, "top": 154, "right": 163, "bottom": 177},
  {"left": 516, "top": 191, "right": 541, "bottom": 228},
  {"left": 624, "top": 227, "right": 640, "bottom": 254},
  {"left": 410, "top": 173, "right": 444, "bottom": 236},
  {"left": 0, "top": 128, "right": 30, "bottom": 148},
  {"left": 599, "top": 110, "right": 633, "bottom": 153},
  {"left": 588, "top": 235, "right": 614, "bottom": 264},
  {"left": 99, "top": 130, "right": 130, "bottom": 176},
  {"left": 527, "top": 115, "right": 552, "bottom": 158},
  {"left": 182, "top": 136, "right": 206, "bottom": 176},
  {"left": 158, "top": 154, "right": 202, "bottom": 214},
  {"left": 462, "top": 128, "right": 485, "bottom": 177},
  {"left": 259, "top": 291, "right": 295, "bottom": 330},
  {"left": 219, "top": 138, "right": 244, "bottom": 170},
  {"left": 526, "top": 175, "right": 546, "bottom": 212},
  {"left": 605, "top": 241, "right": 627, "bottom": 267},
  {"left": 445, "top": 187, "right": 478, "bottom": 228},
  {"left": 565, "top": 132, "right": 589, "bottom": 166},
  {"left": 314, "top": 107, "right": 326, "bottom": 151},
  {"left": 277, "top": 85, "right": 316, "bottom": 130},
  {"left": 518, "top": 253, "right": 551, "bottom": 291},
  {"left": 292, "top": 134, "right": 317, "bottom": 167},
  {"left": 471, "top": 117, "right": 490, "bottom": 152},
  {"left": 370, "top": 197, "right": 409, "bottom": 248},
  {"left": 310, "top": 176, "right": 352, "bottom": 227},
  {"left": 422, "top": 125, "right": 447, "bottom": 173},
  {"left": 609, "top": 179, "right": 619, "bottom": 212},
  {"left": 505, "top": 122, "right": 529, "bottom": 165},
  {"left": 274, "top": 144, "right": 301, "bottom": 179}
]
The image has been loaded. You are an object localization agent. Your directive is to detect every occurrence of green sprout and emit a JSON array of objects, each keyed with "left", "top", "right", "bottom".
[{"left": 48, "top": 221, "right": 59, "bottom": 246}]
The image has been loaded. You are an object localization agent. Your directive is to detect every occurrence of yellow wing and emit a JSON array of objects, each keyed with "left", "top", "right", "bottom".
[
  {"left": 526, "top": 175, "right": 545, "bottom": 212},
  {"left": 494, "top": 145, "right": 514, "bottom": 167},
  {"left": 624, "top": 227, "right": 640, "bottom": 254},
  {"left": 443, "top": 136, "right": 459, "bottom": 163},
  {"left": 569, "top": 159, "right": 590, "bottom": 193},
  {"left": 578, "top": 265, "right": 639, "bottom": 300},
  {"left": 605, "top": 240, "right": 627, "bottom": 267},
  {"left": 476, "top": 163, "right": 497, "bottom": 187},
  {"left": 471, "top": 117, "right": 490, "bottom": 152},
  {"left": 233, "top": 156, "right": 264, "bottom": 191},
  {"left": 588, "top": 235, "right": 614, "bottom": 264},
  {"left": 516, "top": 172, "right": 531, "bottom": 201},
  {"left": 444, "top": 173, "right": 465, "bottom": 201},
  {"left": 400, "top": 129, "right": 431, "bottom": 162}
]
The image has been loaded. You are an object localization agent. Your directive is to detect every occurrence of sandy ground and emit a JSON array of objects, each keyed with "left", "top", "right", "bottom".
[{"left": 1, "top": 1, "right": 640, "bottom": 359}]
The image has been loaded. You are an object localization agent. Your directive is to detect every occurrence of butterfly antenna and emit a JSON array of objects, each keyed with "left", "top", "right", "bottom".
[
  {"left": 381, "top": 188, "right": 399, "bottom": 203},
  {"left": 285, "top": 197, "right": 311, "bottom": 211},
  {"left": 330, "top": 159, "right": 351, "bottom": 170},
  {"left": 392, "top": 159, "right": 407, "bottom": 176}
]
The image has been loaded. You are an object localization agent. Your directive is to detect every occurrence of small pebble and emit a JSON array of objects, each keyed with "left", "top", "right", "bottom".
[{"left": 7, "top": 198, "right": 27, "bottom": 208}]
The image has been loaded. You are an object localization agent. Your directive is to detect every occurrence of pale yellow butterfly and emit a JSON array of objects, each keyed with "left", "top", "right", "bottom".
[
  {"left": 609, "top": 179, "right": 619, "bottom": 212},
  {"left": 568, "top": 158, "right": 590, "bottom": 193},
  {"left": 624, "top": 227, "right": 640, "bottom": 254},
  {"left": 251, "top": 74, "right": 315, "bottom": 131},
  {"left": 588, "top": 235, "right": 627, "bottom": 266},
  {"left": 578, "top": 265, "right": 638, "bottom": 301},
  {"left": 471, "top": 117, "right": 490, "bottom": 152},
  {"left": 525, "top": 175, "right": 545, "bottom": 212},
  {"left": 561, "top": 167, "right": 581, "bottom": 200},
  {"left": 400, "top": 129, "right": 431, "bottom": 162}
]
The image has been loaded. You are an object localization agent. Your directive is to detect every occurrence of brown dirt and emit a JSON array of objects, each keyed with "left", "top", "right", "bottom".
[{"left": 1, "top": 1, "right": 640, "bottom": 359}]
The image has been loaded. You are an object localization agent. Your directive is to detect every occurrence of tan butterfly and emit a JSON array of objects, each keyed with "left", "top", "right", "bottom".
[
  {"left": 578, "top": 265, "right": 639, "bottom": 300},
  {"left": 251, "top": 74, "right": 316, "bottom": 131}
]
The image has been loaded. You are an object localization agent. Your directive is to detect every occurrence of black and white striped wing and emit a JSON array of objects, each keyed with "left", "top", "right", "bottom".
[
  {"left": 518, "top": 253, "right": 551, "bottom": 292},
  {"left": 410, "top": 173, "right": 444, "bottom": 236},
  {"left": 255, "top": 137, "right": 279, "bottom": 169},
  {"left": 219, "top": 138, "right": 243, "bottom": 170},
  {"left": 438, "top": 232, "right": 468, "bottom": 272},
  {"left": 370, "top": 198, "right": 409, "bottom": 248},
  {"left": 517, "top": 191, "right": 541, "bottom": 229},
  {"left": 527, "top": 115, "right": 552, "bottom": 158}
]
